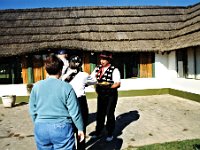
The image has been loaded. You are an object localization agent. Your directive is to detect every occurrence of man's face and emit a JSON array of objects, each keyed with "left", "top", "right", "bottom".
[
  {"left": 57, "top": 54, "right": 68, "bottom": 59},
  {"left": 100, "top": 58, "right": 109, "bottom": 67}
]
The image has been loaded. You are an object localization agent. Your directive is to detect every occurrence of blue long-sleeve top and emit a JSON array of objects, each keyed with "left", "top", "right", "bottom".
[{"left": 29, "top": 78, "right": 84, "bottom": 131}]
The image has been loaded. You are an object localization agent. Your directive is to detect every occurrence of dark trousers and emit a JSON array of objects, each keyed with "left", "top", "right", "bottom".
[
  {"left": 96, "top": 91, "right": 118, "bottom": 136},
  {"left": 76, "top": 96, "right": 88, "bottom": 150}
]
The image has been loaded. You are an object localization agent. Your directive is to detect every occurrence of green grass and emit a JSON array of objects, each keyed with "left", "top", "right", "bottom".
[
  {"left": 169, "top": 89, "right": 200, "bottom": 103},
  {"left": 125, "top": 139, "right": 200, "bottom": 150},
  {"left": 0, "top": 96, "right": 29, "bottom": 104},
  {"left": 86, "top": 88, "right": 169, "bottom": 100},
  {"left": 118, "top": 88, "right": 169, "bottom": 97},
  {"left": 1, "top": 88, "right": 200, "bottom": 104},
  {"left": 16, "top": 96, "right": 30, "bottom": 103},
  {"left": 86, "top": 92, "right": 98, "bottom": 99}
]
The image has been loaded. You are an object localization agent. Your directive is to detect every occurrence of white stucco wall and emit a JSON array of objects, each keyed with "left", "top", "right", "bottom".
[
  {"left": 166, "top": 51, "right": 200, "bottom": 95},
  {"left": 155, "top": 52, "right": 169, "bottom": 79},
  {"left": 0, "top": 51, "right": 200, "bottom": 96},
  {"left": 169, "top": 78, "right": 200, "bottom": 94},
  {"left": 187, "top": 48, "right": 195, "bottom": 78},
  {"left": 167, "top": 51, "right": 178, "bottom": 79},
  {"left": 0, "top": 84, "right": 28, "bottom": 97}
]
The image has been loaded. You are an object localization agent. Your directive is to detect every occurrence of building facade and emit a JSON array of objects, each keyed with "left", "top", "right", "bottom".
[{"left": 0, "top": 3, "right": 200, "bottom": 96}]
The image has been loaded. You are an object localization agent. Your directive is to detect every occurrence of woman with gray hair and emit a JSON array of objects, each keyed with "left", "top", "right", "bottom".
[{"left": 29, "top": 54, "right": 84, "bottom": 150}]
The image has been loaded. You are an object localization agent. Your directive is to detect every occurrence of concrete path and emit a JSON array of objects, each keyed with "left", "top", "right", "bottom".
[{"left": 0, "top": 94, "right": 200, "bottom": 150}]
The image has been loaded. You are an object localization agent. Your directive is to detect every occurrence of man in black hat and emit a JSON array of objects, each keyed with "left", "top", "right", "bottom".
[
  {"left": 90, "top": 51, "right": 121, "bottom": 142},
  {"left": 56, "top": 49, "right": 69, "bottom": 76}
]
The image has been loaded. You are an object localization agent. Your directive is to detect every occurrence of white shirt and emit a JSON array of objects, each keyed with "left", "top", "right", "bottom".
[
  {"left": 70, "top": 72, "right": 89, "bottom": 98},
  {"left": 60, "top": 58, "right": 69, "bottom": 75},
  {"left": 90, "top": 66, "right": 121, "bottom": 83},
  {"left": 62, "top": 69, "right": 96, "bottom": 98}
]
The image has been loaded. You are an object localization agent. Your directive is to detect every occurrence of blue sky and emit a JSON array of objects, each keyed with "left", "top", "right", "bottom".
[{"left": 0, "top": 0, "right": 200, "bottom": 10}]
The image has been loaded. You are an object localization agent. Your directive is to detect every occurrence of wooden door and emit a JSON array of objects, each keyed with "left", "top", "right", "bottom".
[
  {"left": 21, "top": 56, "right": 28, "bottom": 84},
  {"left": 139, "top": 53, "right": 153, "bottom": 78},
  {"left": 83, "top": 53, "right": 90, "bottom": 74},
  {"left": 33, "top": 55, "right": 44, "bottom": 82}
]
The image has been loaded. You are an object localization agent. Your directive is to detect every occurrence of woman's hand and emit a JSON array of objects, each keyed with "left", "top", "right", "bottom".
[{"left": 78, "top": 131, "right": 85, "bottom": 142}]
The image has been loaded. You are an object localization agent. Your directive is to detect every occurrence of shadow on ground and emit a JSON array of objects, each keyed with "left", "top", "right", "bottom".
[
  {"left": 87, "top": 112, "right": 96, "bottom": 126},
  {"left": 14, "top": 102, "right": 28, "bottom": 107},
  {"left": 86, "top": 110, "right": 140, "bottom": 150}
]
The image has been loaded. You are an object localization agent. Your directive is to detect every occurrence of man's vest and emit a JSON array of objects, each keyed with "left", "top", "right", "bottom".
[{"left": 95, "top": 65, "right": 117, "bottom": 95}]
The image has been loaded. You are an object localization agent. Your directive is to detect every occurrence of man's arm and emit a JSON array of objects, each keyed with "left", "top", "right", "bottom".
[
  {"left": 111, "top": 82, "right": 121, "bottom": 89},
  {"left": 111, "top": 68, "right": 121, "bottom": 89},
  {"left": 86, "top": 68, "right": 98, "bottom": 85}
]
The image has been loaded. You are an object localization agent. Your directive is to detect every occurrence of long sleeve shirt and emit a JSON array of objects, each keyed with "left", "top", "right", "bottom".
[
  {"left": 62, "top": 68, "right": 97, "bottom": 98},
  {"left": 29, "top": 77, "right": 84, "bottom": 131}
]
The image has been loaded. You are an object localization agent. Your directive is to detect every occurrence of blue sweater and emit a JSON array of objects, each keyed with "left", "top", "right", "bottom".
[{"left": 29, "top": 78, "right": 84, "bottom": 131}]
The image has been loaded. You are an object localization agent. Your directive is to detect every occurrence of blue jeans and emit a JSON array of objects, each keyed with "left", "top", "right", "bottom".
[{"left": 34, "top": 121, "right": 75, "bottom": 150}]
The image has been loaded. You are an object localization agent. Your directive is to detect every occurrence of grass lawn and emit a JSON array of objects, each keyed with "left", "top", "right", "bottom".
[
  {"left": 16, "top": 96, "right": 30, "bottom": 103},
  {"left": 125, "top": 139, "right": 200, "bottom": 150},
  {"left": 0, "top": 89, "right": 169, "bottom": 104},
  {"left": 0, "top": 96, "right": 29, "bottom": 104},
  {"left": 0, "top": 93, "right": 96, "bottom": 104},
  {"left": 1, "top": 88, "right": 200, "bottom": 104}
]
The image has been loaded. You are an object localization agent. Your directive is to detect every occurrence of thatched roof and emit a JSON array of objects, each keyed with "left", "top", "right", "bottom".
[{"left": 0, "top": 3, "right": 200, "bottom": 56}]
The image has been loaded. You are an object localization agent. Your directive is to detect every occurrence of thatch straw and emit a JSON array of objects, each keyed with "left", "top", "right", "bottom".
[{"left": 0, "top": 3, "right": 200, "bottom": 57}]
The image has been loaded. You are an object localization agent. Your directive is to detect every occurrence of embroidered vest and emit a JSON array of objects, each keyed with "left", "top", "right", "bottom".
[
  {"left": 95, "top": 65, "right": 117, "bottom": 95},
  {"left": 96, "top": 65, "right": 115, "bottom": 83}
]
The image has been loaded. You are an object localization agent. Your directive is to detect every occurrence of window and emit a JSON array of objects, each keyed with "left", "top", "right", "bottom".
[
  {"left": 176, "top": 49, "right": 187, "bottom": 78},
  {"left": 176, "top": 46, "right": 200, "bottom": 79},
  {"left": 195, "top": 47, "right": 200, "bottom": 79},
  {"left": 112, "top": 52, "right": 154, "bottom": 79},
  {"left": 87, "top": 52, "right": 155, "bottom": 79},
  {"left": 187, "top": 48, "right": 195, "bottom": 79},
  {"left": 0, "top": 63, "right": 11, "bottom": 84},
  {"left": 0, "top": 57, "right": 22, "bottom": 84}
]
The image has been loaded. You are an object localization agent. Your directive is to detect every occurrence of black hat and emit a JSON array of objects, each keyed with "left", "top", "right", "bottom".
[
  {"left": 99, "top": 51, "right": 112, "bottom": 59},
  {"left": 69, "top": 55, "right": 82, "bottom": 69},
  {"left": 57, "top": 49, "right": 68, "bottom": 55}
]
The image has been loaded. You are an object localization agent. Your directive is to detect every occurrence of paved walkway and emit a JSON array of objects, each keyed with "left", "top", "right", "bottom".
[{"left": 0, "top": 94, "right": 200, "bottom": 150}]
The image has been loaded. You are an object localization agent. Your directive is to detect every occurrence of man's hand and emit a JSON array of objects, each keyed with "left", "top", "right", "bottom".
[
  {"left": 111, "top": 82, "right": 121, "bottom": 89},
  {"left": 78, "top": 131, "right": 85, "bottom": 142}
]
